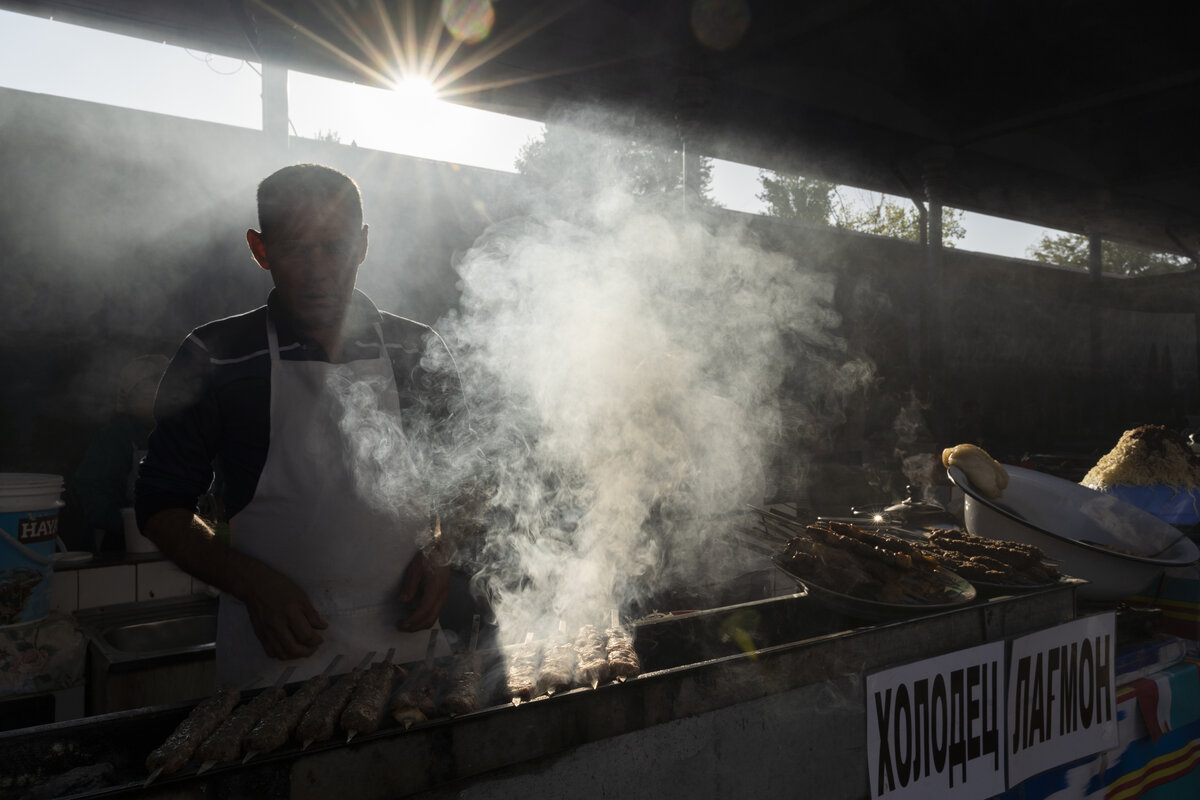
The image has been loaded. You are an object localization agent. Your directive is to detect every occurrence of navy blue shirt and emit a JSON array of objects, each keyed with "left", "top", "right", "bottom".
[{"left": 135, "top": 289, "right": 462, "bottom": 528}]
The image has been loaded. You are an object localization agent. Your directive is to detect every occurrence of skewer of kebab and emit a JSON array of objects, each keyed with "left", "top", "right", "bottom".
[
  {"left": 808, "top": 523, "right": 947, "bottom": 600},
  {"left": 144, "top": 685, "right": 241, "bottom": 784},
  {"left": 920, "top": 529, "right": 1060, "bottom": 584},
  {"left": 342, "top": 648, "right": 403, "bottom": 742},
  {"left": 390, "top": 629, "right": 444, "bottom": 728},
  {"left": 756, "top": 507, "right": 932, "bottom": 566},
  {"left": 505, "top": 632, "right": 542, "bottom": 705},
  {"left": 243, "top": 656, "right": 343, "bottom": 763},
  {"left": 439, "top": 615, "right": 483, "bottom": 717},
  {"left": 536, "top": 621, "right": 576, "bottom": 697},
  {"left": 296, "top": 652, "right": 376, "bottom": 749},
  {"left": 605, "top": 610, "right": 641, "bottom": 682},
  {"left": 575, "top": 624, "right": 608, "bottom": 689},
  {"left": 195, "top": 667, "right": 297, "bottom": 773},
  {"left": 573, "top": 624, "right": 609, "bottom": 689}
]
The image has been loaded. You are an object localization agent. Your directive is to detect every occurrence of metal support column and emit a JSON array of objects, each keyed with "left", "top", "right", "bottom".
[
  {"left": 919, "top": 200, "right": 944, "bottom": 404},
  {"left": 1087, "top": 234, "right": 1104, "bottom": 432},
  {"left": 262, "top": 62, "right": 288, "bottom": 149}
]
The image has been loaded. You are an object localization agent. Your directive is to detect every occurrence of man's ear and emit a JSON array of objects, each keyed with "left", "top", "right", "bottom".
[
  {"left": 358, "top": 224, "right": 369, "bottom": 265},
  {"left": 247, "top": 229, "right": 270, "bottom": 271}
]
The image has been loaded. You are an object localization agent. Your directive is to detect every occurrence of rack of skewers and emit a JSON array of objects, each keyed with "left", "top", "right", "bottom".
[
  {"left": 741, "top": 505, "right": 1066, "bottom": 616},
  {"left": 135, "top": 613, "right": 644, "bottom": 788}
]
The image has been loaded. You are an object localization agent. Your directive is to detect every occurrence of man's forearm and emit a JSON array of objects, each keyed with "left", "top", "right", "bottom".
[{"left": 142, "top": 508, "right": 264, "bottom": 601}]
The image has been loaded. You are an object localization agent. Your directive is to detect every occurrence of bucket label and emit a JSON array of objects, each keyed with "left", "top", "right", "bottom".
[
  {"left": 17, "top": 513, "right": 58, "bottom": 544},
  {"left": 2, "top": 505, "right": 58, "bottom": 627}
]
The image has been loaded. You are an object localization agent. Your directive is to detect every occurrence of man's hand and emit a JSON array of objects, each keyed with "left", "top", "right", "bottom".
[
  {"left": 142, "top": 508, "right": 326, "bottom": 660},
  {"left": 241, "top": 564, "right": 328, "bottom": 659},
  {"left": 396, "top": 551, "right": 450, "bottom": 632}
]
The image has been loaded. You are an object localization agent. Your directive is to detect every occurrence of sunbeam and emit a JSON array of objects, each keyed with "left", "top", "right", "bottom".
[{"left": 244, "top": 0, "right": 653, "bottom": 112}]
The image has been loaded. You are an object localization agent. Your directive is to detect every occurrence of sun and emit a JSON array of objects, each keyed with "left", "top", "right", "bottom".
[{"left": 395, "top": 76, "right": 438, "bottom": 102}]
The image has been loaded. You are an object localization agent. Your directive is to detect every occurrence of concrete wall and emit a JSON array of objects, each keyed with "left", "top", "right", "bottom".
[
  {"left": 0, "top": 86, "right": 517, "bottom": 481},
  {"left": 2, "top": 86, "right": 1198, "bottom": 515}
]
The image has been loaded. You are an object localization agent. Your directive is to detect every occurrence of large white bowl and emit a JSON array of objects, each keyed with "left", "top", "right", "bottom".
[{"left": 948, "top": 464, "right": 1200, "bottom": 602}]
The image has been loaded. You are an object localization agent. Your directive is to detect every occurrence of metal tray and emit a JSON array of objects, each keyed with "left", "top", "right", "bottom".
[{"left": 771, "top": 554, "right": 977, "bottom": 622}]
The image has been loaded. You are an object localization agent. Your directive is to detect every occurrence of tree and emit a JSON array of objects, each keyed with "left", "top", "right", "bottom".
[
  {"left": 515, "top": 110, "right": 716, "bottom": 209},
  {"left": 834, "top": 192, "right": 965, "bottom": 245},
  {"left": 757, "top": 170, "right": 965, "bottom": 245},
  {"left": 1026, "top": 233, "right": 1190, "bottom": 276},
  {"left": 757, "top": 171, "right": 835, "bottom": 224}
]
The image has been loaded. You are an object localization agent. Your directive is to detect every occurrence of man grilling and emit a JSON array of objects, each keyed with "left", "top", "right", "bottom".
[{"left": 136, "top": 164, "right": 459, "bottom": 688}]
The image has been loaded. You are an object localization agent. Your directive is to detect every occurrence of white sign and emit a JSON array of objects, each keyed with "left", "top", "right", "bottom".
[
  {"left": 1006, "top": 613, "right": 1118, "bottom": 786},
  {"left": 867, "top": 641, "right": 1007, "bottom": 800}
]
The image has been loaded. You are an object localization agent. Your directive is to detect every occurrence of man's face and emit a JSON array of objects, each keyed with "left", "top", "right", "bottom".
[{"left": 248, "top": 198, "right": 368, "bottom": 335}]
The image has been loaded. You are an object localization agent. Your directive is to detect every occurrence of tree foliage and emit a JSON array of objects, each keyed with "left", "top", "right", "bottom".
[
  {"left": 837, "top": 195, "right": 965, "bottom": 246},
  {"left": 515, "top": 112, "right": 715, "bottom": 208},
  {"left": 757, "top": 170, "right": 965, "bottom": 245},
  {"left": 1026, "top": 233, "right": 1190, "bottom": 276},
  {"left": 756, "top": 172, "right": 834, "bottom": 224}
]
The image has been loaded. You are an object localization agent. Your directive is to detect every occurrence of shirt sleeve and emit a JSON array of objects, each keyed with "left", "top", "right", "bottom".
[{"left": 134, "top": 333, "right": 220, "bottom": 528}]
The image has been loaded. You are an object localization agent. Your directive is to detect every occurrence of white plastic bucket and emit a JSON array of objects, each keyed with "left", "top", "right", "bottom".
[{"left": 0, "top": 473, "right": 64, "bottom": 627}]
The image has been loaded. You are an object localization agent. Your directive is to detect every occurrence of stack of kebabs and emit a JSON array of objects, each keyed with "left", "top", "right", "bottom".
[
  {"left": 145, "top": 617, "right": 643, "bottom": 780},
  {"left": 145, "top": 656, "right": 401, "bottom": 781},
  {"left": 144, "top": 629, "right": 496, "bottom": 779},
  {"left": 765, "top": 513, "right": 1059, "bottom": 603},
  {"left": 915, "top": 528, "right": 1059, "bottom": 586},
  {"left": 775, "top": 519, "right": 953, "bottom": 604},
  {"left": 504, "top": 621, "right": 642, "bottom": 704}
]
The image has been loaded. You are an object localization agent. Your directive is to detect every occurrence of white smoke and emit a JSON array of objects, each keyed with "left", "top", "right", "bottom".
[
  {"left": 329, "top": 111, "right": 875, "bottom": 642},
  {"left": 424, "top": 179, "right": 871, "bottom": 641}
]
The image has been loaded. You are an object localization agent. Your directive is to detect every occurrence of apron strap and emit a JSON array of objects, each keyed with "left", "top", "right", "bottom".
[
  {"left": 266, "top": 312, "right": 282, "bottom": 360},
  {"left": 265, "top": 313, "right": 388, "bottom": 364}
]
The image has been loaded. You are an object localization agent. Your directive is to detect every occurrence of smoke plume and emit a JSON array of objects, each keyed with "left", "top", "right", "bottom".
[
  {"left": 423, "top": 187, "right": 869, "bottom": 641},
  {"left": 336, "top": 115, "right": 873, "bottom": 643}
]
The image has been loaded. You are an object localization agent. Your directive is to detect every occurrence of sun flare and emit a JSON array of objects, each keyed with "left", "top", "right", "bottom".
[
  {"left": 247, "top": 0, "right": 621, "bottom": 107},
  {"left": 395, "top": 76, "right": 438, "bottom": 102}
]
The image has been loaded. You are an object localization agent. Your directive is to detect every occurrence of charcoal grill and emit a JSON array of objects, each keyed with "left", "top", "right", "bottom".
[{"left": 0, "top": 582, "right": 1078, "bottom": 800}]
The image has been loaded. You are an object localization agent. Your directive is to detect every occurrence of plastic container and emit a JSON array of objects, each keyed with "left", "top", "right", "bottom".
[
  {"left": 121, "top": 507, "right": 158, "bottom": 553},
  {"left": 0, "top": 473, "right": 64, "bottom": 627},
  {"left": 1099, "top": 485, "right": 1200, "bottom": 527}
]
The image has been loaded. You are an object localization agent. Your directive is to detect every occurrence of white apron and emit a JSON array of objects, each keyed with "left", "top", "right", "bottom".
[{"left": 216, "top": 311, "right": 445, "bottom": 688}]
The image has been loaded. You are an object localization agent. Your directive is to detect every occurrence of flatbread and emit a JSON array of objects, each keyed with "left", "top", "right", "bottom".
[{"left": 943, "top": 443, "right": 1009, "bottom": 499}]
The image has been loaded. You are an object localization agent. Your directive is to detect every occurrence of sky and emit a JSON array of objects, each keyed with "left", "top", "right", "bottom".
[{"left": 0, "top": 9, "right": 1060, "bottom": 259}]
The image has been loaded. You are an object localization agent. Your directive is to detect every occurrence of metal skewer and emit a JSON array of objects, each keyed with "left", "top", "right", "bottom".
[
  {"left": 302, "top": 653, "right": 370, "bottom": 749},
  {"left": 345, "top": 648, "right": 396, "bottom": 743}
]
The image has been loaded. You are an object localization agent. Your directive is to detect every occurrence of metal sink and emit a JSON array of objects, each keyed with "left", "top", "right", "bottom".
[
  {"left": 103, "top": 613, "right": 217, "bottom": 653},
  {"left": 75, "top": 594, "right": 219, "bottom": 671}
]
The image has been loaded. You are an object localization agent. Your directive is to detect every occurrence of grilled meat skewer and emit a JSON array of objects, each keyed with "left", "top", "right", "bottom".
[
  {"left": 605, "top": 627, "right": 641, "bottom": 680},
  {"left": 244, "top": 674, "right": 329, "bottom": 757},
  {"left": 926, "top": 528, "right": 1048, "bottom": 568},
  {"left": 145, "top": 685, "right": 240, "bottom": 776},
  {"left": 341, "top": 661, "right": 403, "bottom": 738},
  {"left": 296, "top": 669, "right": 363, "bottom": 746},
  {"left": 537, "top": 640, "right": 576, "bottom": 696},
  {"left": 390, "top": 665, "right": 442, "bottom": 727},
  {"left": 439, "top": 651, "right": 483, "bottom": 716},
  {"left": 573, "top": 624, "right": 609, "bottom": 689},
  {"left": 197, "top": 686, "right": 286, "bottom": 766},
  {"left": 505, "top": 636, "right": 542, "bottom": 703}
]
